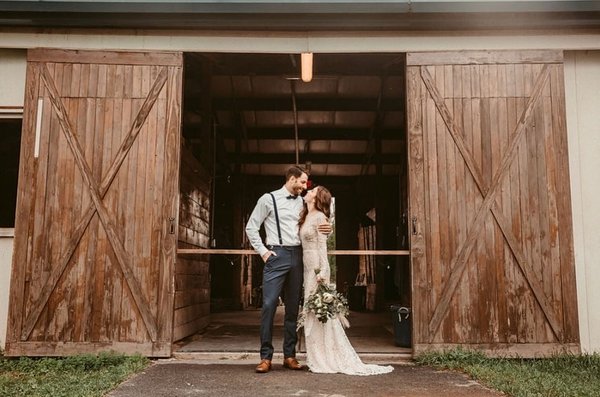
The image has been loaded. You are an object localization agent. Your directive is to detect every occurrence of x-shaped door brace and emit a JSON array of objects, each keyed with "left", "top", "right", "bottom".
[
  {"left": 21, "top": 64, "right": 170, "bottom": 342},
  {"left": 419, "top": 64, "right": 564, "bottom": 343}
]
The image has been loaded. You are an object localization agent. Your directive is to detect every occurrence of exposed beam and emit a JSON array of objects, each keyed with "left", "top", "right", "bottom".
[
  {"left": 229, "top": 153, "right": 401, "bottom": 164},
  {"left": 217, "top": 127, "right": 403, "bottom": 140},
  {"left": 210, "top": 98, "right": 403, "bottom": 111}
]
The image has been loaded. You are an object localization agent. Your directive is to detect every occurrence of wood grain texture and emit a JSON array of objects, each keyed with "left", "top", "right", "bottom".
[
  {"left": 174, "top": 146, "right": 211, "bottom": 341},
  {"left": 406, "top": 50, "right": 577, "bottom": 352},
  {"left": 6, "top": 49, "right": 182, "bottom": 357}
]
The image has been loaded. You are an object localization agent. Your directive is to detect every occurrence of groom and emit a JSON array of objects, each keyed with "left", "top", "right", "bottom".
[{"left": 245, "top": 165, "right": 329, "bottom": 373}]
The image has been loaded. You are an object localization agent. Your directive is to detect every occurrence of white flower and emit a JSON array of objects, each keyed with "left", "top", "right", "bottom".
[{"left": 322, "top": 293, "right": 334, "bottom": 303}]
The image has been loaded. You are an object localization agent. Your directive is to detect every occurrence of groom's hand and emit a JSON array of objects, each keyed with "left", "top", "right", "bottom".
[
  {"left": 262, "top": 250, "right": 277, "bottom": 263},
  {"left": 317, "top": 221, "right": 332, "bottom": 235}
]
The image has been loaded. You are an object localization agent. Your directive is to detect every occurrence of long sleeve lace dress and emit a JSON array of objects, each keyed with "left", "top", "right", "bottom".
[{"left": 300, "top": 211, "right": 394, "bottom": 375}]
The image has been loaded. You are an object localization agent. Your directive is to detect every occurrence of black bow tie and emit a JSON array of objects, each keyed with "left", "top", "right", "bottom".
[{"left": 286, "top": 194, "right": 298, "bottom": 200}]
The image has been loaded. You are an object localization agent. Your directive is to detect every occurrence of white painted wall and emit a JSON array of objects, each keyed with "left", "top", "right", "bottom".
[
  {"left": 0, "top": 238, "right": 14, "bottom": 350},
  {"left": 0, "top": 49, "right": 26, "bottom": 108},
  {"left": 564, "top": 51, "right": 600, "bottom": 354},
  {"left": 0, "top": 31, "right": 599, "bottom": 53}
]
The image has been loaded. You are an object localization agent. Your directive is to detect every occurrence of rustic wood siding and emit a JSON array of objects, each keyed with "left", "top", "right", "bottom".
[
  {"left": 174, "top": 145, "right": 211, "bottom": 341},
  {"left": 6, "top": 49, "right": 182, "bottom": 356},
  {"left": 407, "top": 50, "right": 579, "bottom": 356}
]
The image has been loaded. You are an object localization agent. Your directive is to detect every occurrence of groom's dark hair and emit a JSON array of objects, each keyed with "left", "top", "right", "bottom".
[{"left": 286, "top": 165, "right": 307, "bottom": 181}]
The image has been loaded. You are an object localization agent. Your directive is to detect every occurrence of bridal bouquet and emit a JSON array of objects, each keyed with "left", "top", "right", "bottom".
[{"left": 299, "top": 269, "right": 350, "bottom": 328}]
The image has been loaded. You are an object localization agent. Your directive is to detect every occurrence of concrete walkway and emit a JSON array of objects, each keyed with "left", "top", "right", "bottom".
[
  {"left": 109, "top": 309, "right": 503, "bottom": 396},
  {"left": 108, "top": 360, "right": 504, "bottom": 397}
]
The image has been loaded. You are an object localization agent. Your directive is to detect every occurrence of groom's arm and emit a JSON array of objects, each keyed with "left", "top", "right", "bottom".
[{"left": 245, "top": 194, "right": 270, "bottom": 259}]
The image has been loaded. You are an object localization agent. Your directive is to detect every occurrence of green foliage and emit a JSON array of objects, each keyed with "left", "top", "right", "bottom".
[
  {"left": 0, "top": 352, "right": 149, "bottom": 397},
  {"left": 416, "top": 348, "right": 600, "bottom": 397}
]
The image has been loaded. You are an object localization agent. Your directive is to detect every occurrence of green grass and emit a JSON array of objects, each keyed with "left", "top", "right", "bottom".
[
  {"left": 415, "top": 348, "right": 600, "bottom": 397},
  {"left": 0, "top": 351, "right": 149, "bottom": 397}
]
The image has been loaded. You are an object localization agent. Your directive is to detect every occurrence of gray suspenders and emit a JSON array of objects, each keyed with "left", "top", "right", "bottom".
[{"left": 268, "top": 192, "right": 283, "bottom": 245}]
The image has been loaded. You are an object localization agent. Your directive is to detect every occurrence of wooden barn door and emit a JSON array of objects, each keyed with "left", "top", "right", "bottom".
[
  {"left": 6, "top": 49, "right": 182, "bottom": 356},
  {"left": 407, "top": 51, "right": 579, "bottom": 356}
]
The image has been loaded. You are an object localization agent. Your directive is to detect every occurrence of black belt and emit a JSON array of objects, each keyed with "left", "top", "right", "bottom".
[{"left": 267, "top": 244, "right": 301, "bottom": 249}]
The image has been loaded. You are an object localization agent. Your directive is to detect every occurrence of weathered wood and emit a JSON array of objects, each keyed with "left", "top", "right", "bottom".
[
  {"left": 7, "top": 49, "right": 183, "bottom": 357},
  {"left": 413, "top": 343, "right": 580, "bottom": 358},
  {"left": 173, "top": 316, "right": 211, "bottom": 343},
  {"left": 6, "top": 62, "right": 40, "bottom": 345},
  {"left": 407, "top": 50, "right": 563, "bottom": 66},
  {"left": 175, "top": 288, "right": 210, "bottom": 309},
  {"left": 551, "top": 63, "right": 579, "bottom": 342},
  {"left": 407, "top": 65, "right": 428, "bottom": 345},
  {"left": 174, "top": 142, "right": 211, "bottom": 341},
  {"left": 156, "top": 66, "right": 182, "bottom": 342},
  {"left": 20, "top": 66, "right": 169, "bottom": 342},
  {"left": 408, "top": 50, "right": 576, "bottom": 352},
  {"left": 39, "top": 64, "right": 160, "bottom": 341},
  {"left": 426, "top": 64, "right": 552, "bottom": 341},
  {"left": 6, "top": 341, "right": 171, "bottom": 357},
  {"left": 28, "top": 48, "right": 183, "bottom": 67}
]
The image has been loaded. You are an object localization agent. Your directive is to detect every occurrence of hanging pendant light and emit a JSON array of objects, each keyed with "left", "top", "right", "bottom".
[{"left": 301, "top": 52, "right": 313, "bottom": 82}]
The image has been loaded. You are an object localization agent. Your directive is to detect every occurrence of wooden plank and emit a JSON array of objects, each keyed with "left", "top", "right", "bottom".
[
  {"left": 424, "top": 75, "right": 440, "bottom": 320},
  {"left": 6, "top": 62, "right": 41, "bottom": 344},
  {"left": 407, "top": 65, "right": 428, "bottom": 344},
  {"left": 175, "top": 289, "right": 210, "bottom": 309},
  {"left": 542, "top": 79, "right": 561, "bottom": 333},
  {"left": 174, "top": 303, "right": 210, "bottom": 327},
  {"left": 70, "top": 96, "right": 87, "bottom": 342},
  {"left": 5, "top": 341, "right": 171, "bottom": 357},
  {"left": 515, "top": 97, "right": 534, "bottom": 343},
  {"left": 526, "top": 86, "right": 544, "bottom": 342},
  {"left": 535, "top": 93, "right": 554, "bottom": 343},
  {"left": 176, "top": 259, "right": 209, "bottom": 275},
  {"left": 28, "top": 49, "right": 183, "bottom": 67},
  {"left": 173, "top": 316, "right": 210, "bottom": 342},
  {"left": 81, "top": 97, "right": 98, "bottom": 341},
  {"left": 156, "top": 65, "right": 182, "bottom": 345},
  {"left": 407, "top": 50, "right": 563, "bottom": 66},
  {"left": 551, "top": 63, "right": 578, "bottom": 343},
  {"left": 412, "top": 343, "right": 579, "bottom": 358},
  {"left": 505, "top": 96, "right": 520, "bottom": 344},
  {"left": 90, "top": 99, "right": 107, "bottom": 343},
  {"left": 496, "top": 95, "right": 510, "bottom": 343},
  {"left": 479, "top": 96, "right": 494, "bottom": 343},
  {"left": 488, "top": 96, "right": 500, "bottom": 343},
  {"left": 463, "top": 95, "right": 478, "bottom": 343}
]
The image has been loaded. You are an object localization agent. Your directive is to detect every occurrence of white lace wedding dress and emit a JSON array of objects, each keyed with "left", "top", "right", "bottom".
[{"left": 300, "top": 211, "right": 394, "bottom": 375}]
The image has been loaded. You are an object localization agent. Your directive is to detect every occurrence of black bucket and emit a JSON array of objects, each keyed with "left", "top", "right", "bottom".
[{"left": 390, "top": 305, "right": 411, "bottom": 347}]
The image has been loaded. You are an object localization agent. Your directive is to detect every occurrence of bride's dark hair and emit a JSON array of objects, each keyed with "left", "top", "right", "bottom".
[{"left": 298, "top": 186, "right": 332, "bottom": 228}]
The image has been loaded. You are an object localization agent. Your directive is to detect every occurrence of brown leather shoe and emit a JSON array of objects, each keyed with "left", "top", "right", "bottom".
[
  {"left": 283, "top": 357, "right": 303, "bottom": 370},
  {"left": 255, "top": 359, "right": 272, "bottom": 373}
]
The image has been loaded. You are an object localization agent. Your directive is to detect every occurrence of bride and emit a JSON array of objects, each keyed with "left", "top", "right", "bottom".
[{"left": 299, "top": 186, "right": 394, "bottom": 376}]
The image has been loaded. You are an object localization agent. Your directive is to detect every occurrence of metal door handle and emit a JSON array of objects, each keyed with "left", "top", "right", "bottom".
[
  {"left": 169, "top": 217, "right": 175, "bottom": 234},
  {"left": 411, "top": 216, "right": 417, "bottom": 235}
]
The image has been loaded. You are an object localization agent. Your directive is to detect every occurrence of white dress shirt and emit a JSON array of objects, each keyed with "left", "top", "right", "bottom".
[{"left": 245, "top": 186, "right": 304, "bottom": 257}]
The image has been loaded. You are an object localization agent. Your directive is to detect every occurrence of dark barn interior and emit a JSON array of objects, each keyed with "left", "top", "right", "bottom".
[{"left": 177, "top": 52, "right": 410, "bottom": 352}]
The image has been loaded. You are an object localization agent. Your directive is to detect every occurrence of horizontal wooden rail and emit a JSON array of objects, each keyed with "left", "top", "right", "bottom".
[{"left": 177, "top": 248, "right": 410, "bottom": 256}]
